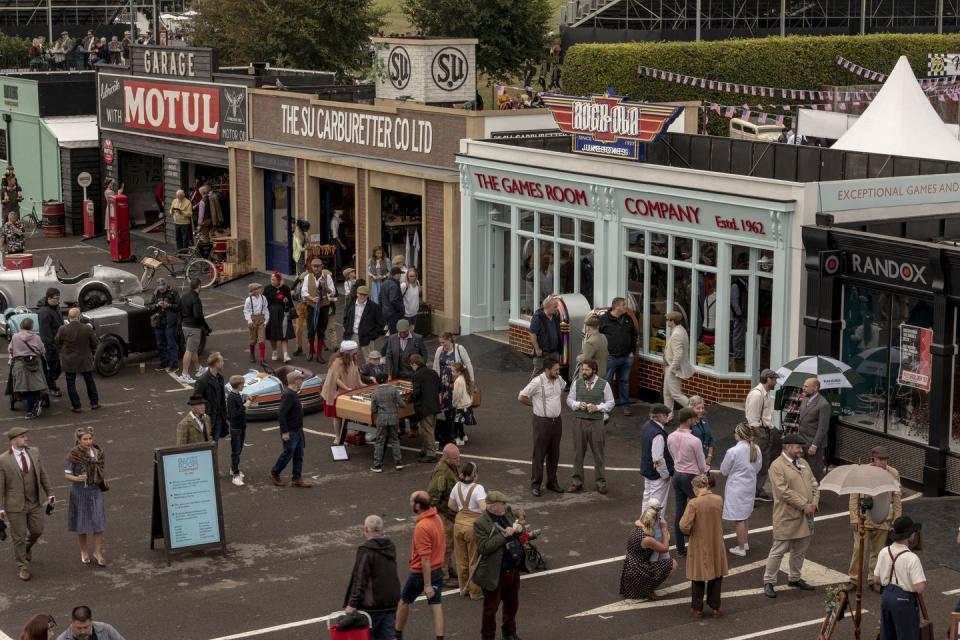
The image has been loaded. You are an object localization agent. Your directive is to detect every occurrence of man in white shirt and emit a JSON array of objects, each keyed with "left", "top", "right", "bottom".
[
  {"left": 745, "top": 369, "right": 780, "bottom": 501},
  {"left": 0, "top": 427, "right": 55, "bottom": 581},
  {"left": 874, "top": 516, "right": 926, "bottom": 640},
  {"left": 640, "top": 404, "right": 674, "bottom": 513},
  {"left": 518, "top": 354, "right": 566, "bottom": 498},
  {"left": 243, "top": 282, "right": 270, "bottom": 364},
  {"left": 565, "top": 359, "right": 615, "bottom": 494},
  {"left": 662, "top": 311, "right": 694, "bottom": 409}
]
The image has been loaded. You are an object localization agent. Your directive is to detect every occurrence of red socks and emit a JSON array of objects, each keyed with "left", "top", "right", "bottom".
[{"left": 258, "top": 343, "right": 266, "bottom": 361}]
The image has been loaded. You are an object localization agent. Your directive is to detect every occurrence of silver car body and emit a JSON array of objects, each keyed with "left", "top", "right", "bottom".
[{"left": 0, "top": 258, "right": 141, "bottom": 310}]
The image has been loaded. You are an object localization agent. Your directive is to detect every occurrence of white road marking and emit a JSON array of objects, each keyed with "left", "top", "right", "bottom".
[
  {"left": 0, "top": 630, "right": 14, "bottom": 640},
  {"left": 31, "top": 244, "right": 105, "bottom": 253},
  {"left": 568, "top": 559, "right": 847, "bottom": 618},
  {"left": 722, "top": 610, "right": 869, "bottom": 640},
  {"left": 206, "top": 304, "right": 243, "bottom": 319},
  {"left": 944, "top": 587, "right": 960, "bottom": 595}
]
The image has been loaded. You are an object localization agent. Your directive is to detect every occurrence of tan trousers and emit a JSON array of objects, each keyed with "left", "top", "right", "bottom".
[
  {"left": 442, "top": 514, "right": 455, "bottom": 579},
  {"left": 848, "top": 526, "right": 889, "bottom": 584},
  {"left": 294, "top": 303, "right": 307, "bottom": 350},
  {"left": 454, "top": 511, "right": 483, "bottom": 599},
  {"left": 419, "top": 414, "right": 437, "bottom": 455},
  {"left": 8, "top": 502, "right": 44, "bottom": 570},
  {"left": 247, "top": 314, "right": 266, "bottom": 344},
  {"left": 662, "top": 372, "right": 689, "bottom": 409},
  {"left": 764, "top": 535, "right": 811, "bottom": 584}
]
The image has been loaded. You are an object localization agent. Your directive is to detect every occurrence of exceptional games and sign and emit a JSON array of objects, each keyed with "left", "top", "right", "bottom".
[{"left": 543, "top": 89, "right": 683, "bottom": 160}]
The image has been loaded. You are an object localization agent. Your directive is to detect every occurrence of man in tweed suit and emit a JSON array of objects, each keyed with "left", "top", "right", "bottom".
[
  {"left": 0, "top": 427, "right": 55, "bottom": 581},
  {"left": 369, "top": 372, "right": 406, "bottom": 473}
]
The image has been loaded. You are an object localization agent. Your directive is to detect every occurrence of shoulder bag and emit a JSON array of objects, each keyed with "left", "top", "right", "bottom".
[{"left": 458, "top": 346, "right": 481, "bottom": 408}]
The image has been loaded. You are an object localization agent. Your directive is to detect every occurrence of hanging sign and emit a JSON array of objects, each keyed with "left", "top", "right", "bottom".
[
  {"left": 542, "top": 88, "right": 682, "bottom": 160},
  {"left": 928, "top": 53, "right": 960, "bottom": 77},
  {"left": 898, "top": 324, "right": 933, "bottom": 391}
]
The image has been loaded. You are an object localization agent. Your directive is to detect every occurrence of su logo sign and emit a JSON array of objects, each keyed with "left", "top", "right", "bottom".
[
  {"left": 388, "top": 46, "right": 411, "bottom": 90},
  {"left": 432, "top": 47, "right": 468, "bottom": 91}
]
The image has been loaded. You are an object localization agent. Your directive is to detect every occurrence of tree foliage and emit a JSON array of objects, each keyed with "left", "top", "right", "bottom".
[
  {"left": 402, "top": 0, "right": 553, "bottom": 81},
  {"left": 190, "top": 0, "right": 384, "bottom": 72},
  {"left": 0, "top": 33, "right": 30, "bottom": 69}
]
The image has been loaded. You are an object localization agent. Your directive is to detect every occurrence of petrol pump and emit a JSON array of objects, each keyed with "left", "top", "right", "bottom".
[{"left": 106, "top": 190, "right": 132, "bottom": 262}]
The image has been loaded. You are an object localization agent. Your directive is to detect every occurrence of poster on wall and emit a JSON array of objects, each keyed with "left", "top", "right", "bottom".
[{"left": 898, "top": 324, "right": 933, "bottom": 391}]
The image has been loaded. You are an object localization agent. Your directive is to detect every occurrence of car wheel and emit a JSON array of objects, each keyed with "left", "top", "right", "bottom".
[
  {"left": 94, "top": 336, "right": 124, "bottom": 377},
  {"left": 79, "top": 285, "right": 112, "bottom": 311}
]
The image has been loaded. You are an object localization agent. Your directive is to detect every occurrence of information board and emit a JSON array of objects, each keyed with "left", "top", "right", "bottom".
[{"left": 151, "top": 444, "right": 226, "bottom": 563}]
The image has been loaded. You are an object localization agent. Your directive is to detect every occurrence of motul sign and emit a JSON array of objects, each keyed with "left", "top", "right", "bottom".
[
  {"left": 850, "top": 253, "right": 928, "bottom": 285},
  {"left": 97, "top": 72, "right": 248, "bottom": 146}
]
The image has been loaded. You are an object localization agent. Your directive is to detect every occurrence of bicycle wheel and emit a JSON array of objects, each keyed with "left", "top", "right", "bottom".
[
  {"left": 22, "top": 214, "right": 37, "bottom": 238},
  {"left": 185, "top": 258, "right": 218, "bottom": 288}
]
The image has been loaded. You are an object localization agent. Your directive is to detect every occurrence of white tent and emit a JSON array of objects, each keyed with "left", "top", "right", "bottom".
[{"left": 832, "top": 56, "right": 960, "bottom": 162}]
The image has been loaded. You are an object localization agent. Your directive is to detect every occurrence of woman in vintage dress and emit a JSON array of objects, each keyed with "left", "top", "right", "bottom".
[
  {"left": 264, "top": 272, "right": 296, "bottom": 363},
  {"left": 720, "top": 423, "right": 763, "bottom": 557},
  {"left": 619, "top": 498, "right": 676, "bottom": 600},
  {"left": 64, "top": 427, "right": 108, "bottom": 566}
]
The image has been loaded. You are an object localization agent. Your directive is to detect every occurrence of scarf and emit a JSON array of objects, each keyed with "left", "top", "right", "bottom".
[{"left": 68, "top": 444, "right": 105, "bottom": 485}]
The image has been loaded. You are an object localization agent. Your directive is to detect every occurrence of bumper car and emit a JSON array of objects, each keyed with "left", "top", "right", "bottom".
[
  {"left": 226, "top": 363, "right": 325, "bottom": 421},
  {"left": 1, "top": 307, "right": 39, "bottom": 339}
]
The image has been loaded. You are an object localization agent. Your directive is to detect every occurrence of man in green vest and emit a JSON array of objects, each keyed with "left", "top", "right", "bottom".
[{"left": 565, "top": 360, "right": 615, "bottom": 494}]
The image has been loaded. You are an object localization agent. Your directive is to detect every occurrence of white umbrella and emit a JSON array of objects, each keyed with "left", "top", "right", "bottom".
[
  {"left": 818, "top": 463, "right": 901, "bottom": 496},
  {"left": 775, "top": 355, "right": 863, "bottom": 390}
]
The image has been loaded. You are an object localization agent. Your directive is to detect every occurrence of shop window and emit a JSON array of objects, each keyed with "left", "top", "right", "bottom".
[
  {"left": 728, "top": 273, "right": 749, "bottom": 372},
  {"left": 581, "top": 220, "right": 595, "bottom": 244},
  {"left": 539, "top": 212, "right": 554, "bottom": 236},
  {"left": 952, "top": 363, "right": 960, "bottom": 454},
  {"left": 758, "top": 276, "right": 773, "bottom": 371},
  {"left": 626, "top": 256, "right": 644, "bottom": 326},
  {"left": 579, "top": 247, "right": 595, "bottom": 307},
  {"left": 698, "top": 241, "right": 717, "bottom": 267},
  {"left": 488, "top": 206, "right": 508, "bottom": 223},
  {"left": 557, "top": 244, "right": 576, "bottom": 295},
  {"left": 648, "top": 261, "right": 668, "bottom": 354},
  {"left": 673, "top": 236, "right": 692, "bottom": 262},
  {"left": 759, "top": 249, "right": 775, "bottom": 273},
  {"left": 520, "top": 208, "right": 535, "bottom": 232},
  {"left": 651, "top": 233, "right": 668, "bottom": 258},
  {"left": 731, "top": 245, "right": 751, "bottom": 270},
  {"left": 559, "top": 216, "right": 575, "bottom": 241},
  {"left": 536, "top": 239, "right": 555, "bottom": 299},
  {"left": 627, "top": 229, "right": 645, "bottom": 253},
  {"left": 519, "top": 236, "right": 535, "bottom": 319},
  {"left": 380, "top": 190, "right": 422, "bottom": 271},
  {"left": 840, "top": 286, "right": 933, "bottom": 445},
  {"left": 696, "top": 272, "right": 717, "bottom": 368}
]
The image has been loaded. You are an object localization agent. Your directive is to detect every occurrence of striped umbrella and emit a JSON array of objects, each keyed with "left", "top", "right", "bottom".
[{"left": 775, "top": 355, "right": 864, "bottom": 390}]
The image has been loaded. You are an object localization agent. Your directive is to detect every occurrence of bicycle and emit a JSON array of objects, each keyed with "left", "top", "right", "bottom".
[
  {"left": 19, "top": 199, "right": 42, "bottom": 238},
  {"left": 139, "top": 244, "right": 218, "bottom": 290}
]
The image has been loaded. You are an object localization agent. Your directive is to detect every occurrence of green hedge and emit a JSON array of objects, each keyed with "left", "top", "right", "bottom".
[
  {"left": 0, "top": 33, "right": 31, "bottom": 69},
  {"left": 563, "top": 34, "right": 960, "bottom": 114}
]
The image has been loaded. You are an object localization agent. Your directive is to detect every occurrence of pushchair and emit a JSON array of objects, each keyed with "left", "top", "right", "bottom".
[{"left": 4, "top": 356, "right": 52, "bottom": 412}]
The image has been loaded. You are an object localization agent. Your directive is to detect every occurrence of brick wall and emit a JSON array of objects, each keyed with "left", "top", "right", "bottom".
[
  {"left": 356, "top": 171, "right": 366, "bottom": 265},
  {"left": 425, "top": 180, "right": 444, "bottom": 313},
  {"left": 507, "top": 323, "right": 750, "bottom": 404},
  {"left": 235, "top": 150, "right": 250, "bottom": 241}
]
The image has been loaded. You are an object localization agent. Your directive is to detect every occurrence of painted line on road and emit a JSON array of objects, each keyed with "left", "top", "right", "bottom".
[
  {"left": 722, "top": 610, "right": 869, "bottom": 640},
  {"left": 0, "top": 629, "right": 14, "bottom": 640},
  {"left": 944, "top": 587, "right": 960, "bottom": 595},
  {"left": 206, "top": 304, "right": 243, "bottom": 319},
  {"left": 31, "top": 244, "right": 104, "bottom": 253}
]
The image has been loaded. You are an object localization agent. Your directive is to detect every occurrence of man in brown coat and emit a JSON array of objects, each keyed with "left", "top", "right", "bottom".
[
  {"left": 763, "top": 433, "right": 819, "bottom": 598},
  {"left": 54, "top": 307, "right": 100, "bottom": 413},
  {"left": 177, "top": 395, "right": 212, "bottom": 445},
  {"left": 0, "top": 427, "right": 55, "bottom": 581}
]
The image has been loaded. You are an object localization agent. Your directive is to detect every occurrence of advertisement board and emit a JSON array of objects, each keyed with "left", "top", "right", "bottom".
[
  {"left": 898, "top": 324, "right": 933, "bottom": 391},
  {"left": 97, "top": 72, "right": 247, "bottom": 147}
]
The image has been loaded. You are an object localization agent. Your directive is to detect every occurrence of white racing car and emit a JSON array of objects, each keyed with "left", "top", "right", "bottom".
[{"left": 0, "top": 256, "right": 141, "bottom": 311}]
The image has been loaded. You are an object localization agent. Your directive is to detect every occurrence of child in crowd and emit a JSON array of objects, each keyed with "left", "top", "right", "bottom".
[
  {"left": 369, "top": 371, "right": 405, "bottom": 473},
  {"left": 451, "top": 362, "right": 474, "bottom": 447},
  {"left": 243, "top": 282, "right": 269, "bottom": 363},
  {"left": 227, "top": 375, "right": 252, "bottom": 486},
  {"left": 360, "top": 350, "right": 386, "bottom": 385}
]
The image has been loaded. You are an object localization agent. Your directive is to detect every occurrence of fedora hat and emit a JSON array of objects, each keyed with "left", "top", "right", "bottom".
[{"left": 187, "top": 394, "right": 206, "bottom": 406}]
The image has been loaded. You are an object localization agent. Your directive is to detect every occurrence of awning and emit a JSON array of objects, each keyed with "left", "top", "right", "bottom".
[{"left": 40, "top": 116, "right": 98, "bottom": 149}]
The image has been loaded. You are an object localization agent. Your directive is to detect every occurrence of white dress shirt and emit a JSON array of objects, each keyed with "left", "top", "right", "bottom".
[
  {"left": 649, "top": 423, "right": 670, "bottom": 479},
  {"left": 874, "top": 542, "right": 925, "bottom": 591},
  {"left": 12, "top": 447, "right": 30, "bottom": 472},
  {"left": 565, "top": 376, "right": 615, "bottom": 413},
  {"left": 353, "top": 300, "right": 366, "bottom": 334},
  {"left": 519, "top": 373, "right": 566, "bottom": 418},
  {"left": 745, "top": 384, "right": 773, "bottom": 427}
]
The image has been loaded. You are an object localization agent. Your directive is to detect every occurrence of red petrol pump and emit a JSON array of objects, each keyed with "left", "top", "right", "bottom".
[
  {"left": 107, "top": 190, "right": 132, "bottom": 262},
  {"left": 82, "top": 199, "right": 95, "bottom": 238}
]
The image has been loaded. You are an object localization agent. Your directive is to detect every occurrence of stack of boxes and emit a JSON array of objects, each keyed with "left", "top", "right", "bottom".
[{"left": 212, "top": 233, "right": 252, "bottom": 282}]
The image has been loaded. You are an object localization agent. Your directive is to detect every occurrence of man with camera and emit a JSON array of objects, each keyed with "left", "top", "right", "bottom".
[
  {"left": 148, "top": 278, "right": 180, "bottom": 373},
  {"left": 0, "top": 427, "right": 55, "bottom": 581},
  {"left": 473, "top": 491, "right": 526, "bottom": 640}
]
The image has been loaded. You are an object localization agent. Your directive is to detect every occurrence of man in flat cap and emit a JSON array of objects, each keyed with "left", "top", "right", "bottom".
[
  {"left": 342, "top": 285, "right": 385, "bottom": 363},
  {"left": 763, "top": 432, "right": 819, "bottom": 598},
  {"left": 640, "top": 404, "right": 674, "bottom": 513},
  {"left": 474, "top": 491, "right": 526, "bottom": 640},
  {"left": 0, "top": 427, "right": 55, "bottom": 581},
  {"left": 847, "top": 445, "right": 901, "bottom": 592}
]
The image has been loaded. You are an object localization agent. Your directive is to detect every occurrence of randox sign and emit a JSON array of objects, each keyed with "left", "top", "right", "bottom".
[
  {"left": 542, "top": 88, "right": 683, "bottom": 160},
  {"left": 97, "top": 73, "right": 248, "bottom": 147},
  {"left": 849, "top": 253, "right": 928, "bottom": 286}
]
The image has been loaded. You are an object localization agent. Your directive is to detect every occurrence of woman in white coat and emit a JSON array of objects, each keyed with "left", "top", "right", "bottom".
[{"left": 720, "top": 423, "right": 762, "bottom": 557}]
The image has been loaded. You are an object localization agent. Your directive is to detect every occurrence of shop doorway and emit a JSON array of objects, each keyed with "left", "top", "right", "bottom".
[
  {"left": 117, "top": 150, "right": 162, "bottom": 226},
  {"left": 265, "top": 171, "right": 295, "bottom": 274},
  {"left": 379, "top": 190, "right": 422, "bottom": 271},
  {"left": 320, "top": 180, "right": 355, "bottom": 279},
  {"left": 491, "top": 224, "right": 511, "bottom": 329}
]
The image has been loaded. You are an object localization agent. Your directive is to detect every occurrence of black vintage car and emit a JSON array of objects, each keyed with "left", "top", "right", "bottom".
[{"left": 83, "top": 299, "right": 206, "bottom": 376}]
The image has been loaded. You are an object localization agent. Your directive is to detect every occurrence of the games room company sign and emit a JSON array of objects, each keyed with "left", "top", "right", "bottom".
[{"left": 97, "top": 72, "right": 247, "bottom": 146}]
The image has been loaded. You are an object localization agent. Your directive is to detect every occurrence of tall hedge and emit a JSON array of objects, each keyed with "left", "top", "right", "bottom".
[
  {"left": 563, "top": 34, "right": 960, "bottom": 104},
  {"left": 0, "top": 33, "right": 30, "bottom": 69}
]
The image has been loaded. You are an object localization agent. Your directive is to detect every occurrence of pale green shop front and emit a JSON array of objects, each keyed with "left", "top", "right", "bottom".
[{"left": 0, "top": 76, "right": 63, "bottom": 206}]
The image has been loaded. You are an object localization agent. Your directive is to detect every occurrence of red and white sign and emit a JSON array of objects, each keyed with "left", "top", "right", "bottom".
[
  {"left": 102, "top": 139, "right": 114, "bottom": 165},
  {"left": 122, "top": 79, "right": 220, "bottom": 140}
]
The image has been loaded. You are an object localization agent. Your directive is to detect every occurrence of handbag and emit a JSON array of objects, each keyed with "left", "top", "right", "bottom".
[
  {"left": 98, "top": 479, "right": 110, "bottom": 492},
  {"left": 471, "top": 383, "right": 481, "bottom": 408}
]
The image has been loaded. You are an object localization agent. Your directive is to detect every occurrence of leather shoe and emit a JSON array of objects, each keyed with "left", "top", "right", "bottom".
[
  {"left": 711, "top": 609, "right": 724, "bottom": 619},
  {"left": 270, "top": 474, "right": 286, "bottom": 487},
  {"left": 531, "top": 486, "right": 542, "bottom": 497},
  {"left": 691, "top": 609, "right": 704, "bottom": 618},
  {"left": 788, "top": 579, "right": 815, "bottom": 591},
  {"left": 502, "top": 635, "right": 522, "bottom": 640},
  {"left": 18, "top": 568, "right": 30, "bottom": 581},
  {"left": 545, "top": 483, "right": 564, "bottom": 493},
  {"left": 764, "top": 583, "right": 777, "bottom": 598},
  {"left": 292, "top": 479, "right": 313, "bottom": 488}
]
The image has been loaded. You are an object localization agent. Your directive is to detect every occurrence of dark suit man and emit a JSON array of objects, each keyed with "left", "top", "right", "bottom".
[
  {"left": 796, "top": 377, "right": 831, "bottom": 480},
  {"left": 54, "top": 307, "right": 100, "bottom": 413},
  {"left": 193, "top": 352, "right": 228, "bottom": 442},
  {"left": 343, "top": 285, "right": 386, "bottom": 362},
  {"left": 410, "top": 354, "right": 441, "bottom": 462},
  {"left": 383, "top": 320, "right": 427, "bottom": 381},
  {"left": 379, "top": 267, "right": 405, "bottom": 335},
  {"left": 0, "top": 427, "right": 54, "bottom": 581}
]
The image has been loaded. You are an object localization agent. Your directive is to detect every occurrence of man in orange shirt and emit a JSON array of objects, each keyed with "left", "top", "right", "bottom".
[{"left": 395, "top": 490, "right": 445, "bottom": 640}]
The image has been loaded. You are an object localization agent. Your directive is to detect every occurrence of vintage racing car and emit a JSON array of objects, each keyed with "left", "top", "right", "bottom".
[
  {"left": 1, "top": 306, "right": 39, "bottom": 339},
  {"left": 82, "top": 297, "right": 206, "bottom": 376},
  {"left": 226, "top": 364, "right": 325, "bottom": 420},
  {"left": 0, "top": 256, "right": 141, "bottom": 312}
]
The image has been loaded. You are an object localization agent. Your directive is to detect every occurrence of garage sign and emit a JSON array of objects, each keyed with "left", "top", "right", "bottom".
[{"left": 97, "top": 72, "right": 247, "bottom": 147}]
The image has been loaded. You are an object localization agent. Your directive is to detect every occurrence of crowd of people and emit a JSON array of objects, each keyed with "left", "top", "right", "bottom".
[{"left": 28, "top": 30, "right": 156, "bottom": 71}]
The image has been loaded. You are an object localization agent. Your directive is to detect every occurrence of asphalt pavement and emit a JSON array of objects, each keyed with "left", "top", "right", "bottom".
[{"left": 0, "top": 235, "right": 957, "bottom": 640}]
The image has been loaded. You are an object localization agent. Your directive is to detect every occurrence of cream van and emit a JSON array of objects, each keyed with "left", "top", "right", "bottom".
[{"left": 728, "top": 118, "right": 785, "bottom": 141}]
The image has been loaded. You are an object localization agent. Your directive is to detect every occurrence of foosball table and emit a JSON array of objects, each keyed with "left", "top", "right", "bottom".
[{"left": 333, "top": 380, "right": 415, "bottom": 444}]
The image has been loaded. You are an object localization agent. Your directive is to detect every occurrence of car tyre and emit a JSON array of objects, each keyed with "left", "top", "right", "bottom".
[
  {"left": 79, "top": 284, "right": 112, "bottom": 311},
  {"left": 94, "top": 336, "right": 124, "bottom": 377}
]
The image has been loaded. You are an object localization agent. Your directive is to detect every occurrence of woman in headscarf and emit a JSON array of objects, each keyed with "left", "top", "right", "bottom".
[
  {"left": 619, "top": 498, "right": 676, "bottom": 600},
  {"left": 64, "top": 427, "right": 108, "bottom": 566},
  {"left": 8, "top": 317, "right": 47, "bottom": 419},
  {"left": 679, "top": 474, "right": 728, "bottom": 618},
  {"left": 264, "top": 272, "right": 296, "bottom": 363},
  {"left": 720, "top": 423, "right": 763, "bottom": 556}
]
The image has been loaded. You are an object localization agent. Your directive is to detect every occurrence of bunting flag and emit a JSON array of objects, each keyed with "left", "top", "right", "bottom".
[{"left": 836, "top": 55, "right": 960, "bottom": 91}]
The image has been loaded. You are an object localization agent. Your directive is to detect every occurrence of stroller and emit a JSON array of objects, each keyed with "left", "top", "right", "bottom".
[
  {"left": 3, "top": 308, "right": 52, "bottom": 412},
  {"left": 4, "top": 356, "right": 52, "bottom": 413}
]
